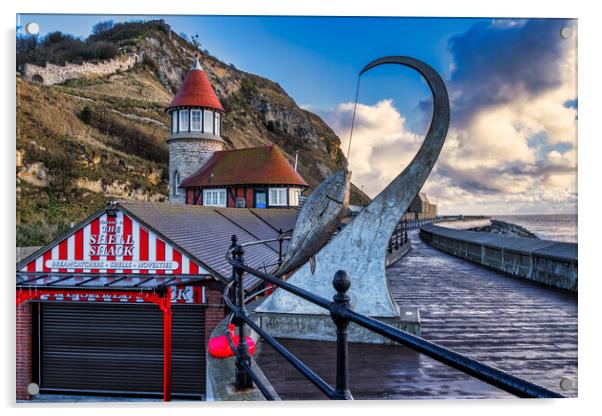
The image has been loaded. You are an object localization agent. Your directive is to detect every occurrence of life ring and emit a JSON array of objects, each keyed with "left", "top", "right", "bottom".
[{"left": 208, "top": 324, "right": 256, "bottom": 358}]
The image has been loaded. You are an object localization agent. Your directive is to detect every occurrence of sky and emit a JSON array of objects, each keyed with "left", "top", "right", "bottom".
[{"left": 17, "top": 14, "right": 578, "bottom": 215}]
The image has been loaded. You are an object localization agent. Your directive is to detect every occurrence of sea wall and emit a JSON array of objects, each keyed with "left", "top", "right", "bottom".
[
  {"left": 21, "top": 53, "right": 141, "bottom": 85},
  {"left": 420, "top": 224, "right": 577, "bottom": 292}
]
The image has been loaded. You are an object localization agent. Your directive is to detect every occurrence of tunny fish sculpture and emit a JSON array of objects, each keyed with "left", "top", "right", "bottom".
[{"left": 275, "top": 169, "right": 351, "bottom": 276}]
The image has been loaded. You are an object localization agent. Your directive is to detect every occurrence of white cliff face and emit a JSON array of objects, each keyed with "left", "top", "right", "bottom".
[{"left": 21, "top": 53, "right": 141, "bottom": 85}]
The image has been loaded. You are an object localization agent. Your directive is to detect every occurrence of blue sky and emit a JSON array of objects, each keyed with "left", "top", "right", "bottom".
[
  {"left": 17, "top": 14, "right": 577, "bottom": 214},
  {"left": 17, "top": 14, "right": 483, "bottom": 129}
]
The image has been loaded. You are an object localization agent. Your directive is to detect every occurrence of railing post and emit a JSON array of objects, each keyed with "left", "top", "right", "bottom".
[
  {"left": 278, "top": 228, "right": 284, "bottom": 269},
  {"left": 234, "top": 243, "right": 253, "bottom": 389},
  {"left": 331, "top": 270, "right": 353, "bottom": 400}
]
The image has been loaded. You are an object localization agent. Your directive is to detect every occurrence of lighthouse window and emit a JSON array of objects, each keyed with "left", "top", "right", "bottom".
[
  {"left": 174, "top": 172, "right": 181, "bottom": 196},
  {"left": 203, "top": 189, "right": 226, "bottom": 207},
  {"left": 204, "top": 109, "right": 213, "bottom": 133},
  {"left": 171, "top": 111, "right": 177, "bottom": 133},
  {"left": 289, "top": 188, "right": 301, "bottom": 206},
  {"left": 191, "top": 110, "right": 202, "bottom": 131},
  {"left": 269, "top": 188, "right": 287, "bottom": 206},
  {"left": 179, "top": 109, "right": 189, "bottom": 132},
  {"left": 215, "top": 112, "right": 221, "bottom": 136}
]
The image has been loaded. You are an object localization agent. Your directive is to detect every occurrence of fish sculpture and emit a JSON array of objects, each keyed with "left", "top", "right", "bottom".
[{"left": 275, "top": 169, "right": 351, "bottom": 276}]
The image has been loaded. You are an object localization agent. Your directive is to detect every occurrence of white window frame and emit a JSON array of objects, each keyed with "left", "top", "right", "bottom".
[
  {"left": 203, "top": 188, "right": 227, "bottom": 207},
  {"left": 171, "top": 111, "right": 178, "bottom": 133},
  {"left": 191, "top": 109, "right": 202, "bottom": 131},
  {"left": 179, "top": 109, "right": 189, "bottom": 132},
  {"left": 289, "top": 188, "right": 301, "bottom": 206},
  {"left": 203, "top": 109, "right": 213, "bottom": 133},
  {"left": 269, "top": 188, "right": 288, "bottom": 206}
]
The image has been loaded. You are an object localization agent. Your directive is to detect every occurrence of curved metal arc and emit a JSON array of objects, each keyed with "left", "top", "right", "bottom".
[{"left": 357, "top": 55, "right": 450, "bottom": 209}]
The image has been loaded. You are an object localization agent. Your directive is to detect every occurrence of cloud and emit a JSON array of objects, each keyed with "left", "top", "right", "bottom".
[
  {"left": 318, "top": 18, "right": 577, "bottom": 214},
  {"left": 319, "top": 99, "right": 422, "bottom": 197}
]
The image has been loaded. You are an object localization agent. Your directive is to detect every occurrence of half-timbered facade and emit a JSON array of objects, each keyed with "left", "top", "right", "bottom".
[{"left": 180, "top": 145, "right": 308, "bottom": 209}]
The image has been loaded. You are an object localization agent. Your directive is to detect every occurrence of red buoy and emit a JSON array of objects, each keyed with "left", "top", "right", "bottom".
[{"left": 208, "top": 324, "right": 256, "bottom": 358}]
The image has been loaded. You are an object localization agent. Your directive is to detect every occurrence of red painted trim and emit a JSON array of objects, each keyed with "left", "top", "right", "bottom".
[
  {"left": 74, "top": 228, "right": 84, "bottom": 273},
  {"left": 139, "top": 227, "right": 149, "bottom": 275},
  {"left": 106, "top": 215, "right": 116, "bottom": 274},
  {"left": 156, "top": 240, "right": 166, "bottom": 275},
  {"left": 163, "top": 286, "right": 172, "bottom": 402},
  {"left": 90, "top": 217, "right": 100, "bottom": 273},
  {"left": 172, "top": 250, "right": 182, "bottom": 275},
  {"left": 123, "top": 215, "right": 133, "bottom": 274}
]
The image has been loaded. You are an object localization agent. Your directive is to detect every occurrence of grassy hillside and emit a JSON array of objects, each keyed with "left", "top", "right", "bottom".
[{"left": 16, "top": 20, "right": 368, "bottom": 246}]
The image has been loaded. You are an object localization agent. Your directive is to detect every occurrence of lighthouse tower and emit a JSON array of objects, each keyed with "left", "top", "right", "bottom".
[{"left": 166, "top": 59, "right": 225, "bottom": 203}]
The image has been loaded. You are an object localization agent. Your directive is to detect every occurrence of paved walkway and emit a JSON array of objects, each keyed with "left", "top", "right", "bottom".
[{"left": 256, "top": 230, "right": 577, "bottom": 400}]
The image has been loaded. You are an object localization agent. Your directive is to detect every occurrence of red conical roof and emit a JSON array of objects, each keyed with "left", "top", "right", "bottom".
[{"left": 167, "top": 60, "right": 224, "bottom": 112}]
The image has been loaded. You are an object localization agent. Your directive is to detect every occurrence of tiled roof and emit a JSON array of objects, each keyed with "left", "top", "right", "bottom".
[
  {"left": 179, "top": 145, "right": 308, "bottom": 188},
  {"left": 166, "top": 62, "right": 224, "bottom": 112},
  {"left": 117, "top": 201, "right": 297, "bottom": 288}
]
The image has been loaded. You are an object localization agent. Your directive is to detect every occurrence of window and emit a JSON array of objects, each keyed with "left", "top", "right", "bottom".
[
  {"left": 171, "top": 111, "right": 177, "bottom": 133},
  {"left": 289, "top": 188, "right": 301, "bottom": 206},
  {"left": 179, "top": 109, "right": 189, "bottom": 132},
  {"left": 215, "top": 112, "right": 221, "bottom": 136},
  {"left": 191, "top": 110, "right": 202, "bottom": 131},
  {"left": 173, "top": 172, "right": 181, "bottom": 196},
  {"left": 203, "top": 109, "right": 213, "bottom": 133},
  {"left": 203, "top": 188, "right": 227, "bottom": 207},
  {"left": 269, "top": 188, "right": 287, "bottom": 206}
]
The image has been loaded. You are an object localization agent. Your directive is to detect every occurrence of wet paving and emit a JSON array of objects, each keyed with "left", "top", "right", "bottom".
[{"left": 256, "top": 230, "right": 577, "bottom": 400}]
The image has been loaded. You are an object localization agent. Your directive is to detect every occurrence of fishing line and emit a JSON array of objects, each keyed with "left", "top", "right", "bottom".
[{"left": 346, "top": 75, "right": 362, "bottom": 161}]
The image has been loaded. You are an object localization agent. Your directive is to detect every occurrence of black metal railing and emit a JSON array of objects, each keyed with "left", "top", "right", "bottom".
[
  {"left": 387, "top": 221, "right": 409, "bottom": 253},
  {"left": 223, "top": 234, "right": 565, "bottom": 400}
]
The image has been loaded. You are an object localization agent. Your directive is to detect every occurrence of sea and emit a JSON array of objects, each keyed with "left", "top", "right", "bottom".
[
  {"left": 439, "top": 214, "right": 578, "bottom": 243},
  {"left": 491, "top": 214, "right": 578, "bottom": 244}
]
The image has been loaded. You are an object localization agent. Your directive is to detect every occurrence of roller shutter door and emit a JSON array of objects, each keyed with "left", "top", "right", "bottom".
[{"left": 39, "top": 303, "right": 205, "bottom": 399}]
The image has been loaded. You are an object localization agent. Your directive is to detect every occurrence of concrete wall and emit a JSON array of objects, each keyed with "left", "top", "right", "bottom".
[
  {"left": 21, "top": 53, "right": 141, "bottom": 85},
  {"left": 420, "top": 224, "right": 577, "bottom": 292}
]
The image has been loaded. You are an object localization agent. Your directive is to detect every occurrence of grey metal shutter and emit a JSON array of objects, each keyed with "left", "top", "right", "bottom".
[{"left": 39, "top": 303, "right": 205, "bottom": 399}]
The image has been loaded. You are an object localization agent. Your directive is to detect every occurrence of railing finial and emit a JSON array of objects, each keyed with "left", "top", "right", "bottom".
[{"left": 333, "top": 270, "right": 351, "bottom": 297}]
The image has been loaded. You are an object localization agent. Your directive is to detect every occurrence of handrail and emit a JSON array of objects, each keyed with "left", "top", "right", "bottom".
[{"left": 223, "top": 234, "right": 565, "bottom": 400}]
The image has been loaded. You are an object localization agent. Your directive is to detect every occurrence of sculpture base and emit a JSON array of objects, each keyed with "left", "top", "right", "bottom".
[{"left": 256, "top": 307, "right": 420, "bottom": 345}]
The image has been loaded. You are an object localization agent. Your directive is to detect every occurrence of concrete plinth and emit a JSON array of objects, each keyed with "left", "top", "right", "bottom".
[{"left": 257, "top": 307, "right": 420, "bottom": 345}]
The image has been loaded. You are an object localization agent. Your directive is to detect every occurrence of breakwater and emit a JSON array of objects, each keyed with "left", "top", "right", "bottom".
[{"left": 420, "top": 224, "right": 577, "bottom": 292}]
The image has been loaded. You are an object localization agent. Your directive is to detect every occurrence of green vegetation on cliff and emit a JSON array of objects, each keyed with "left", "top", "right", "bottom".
[{"left": 16, "top": 19, "right": 368, "bottom": 246}]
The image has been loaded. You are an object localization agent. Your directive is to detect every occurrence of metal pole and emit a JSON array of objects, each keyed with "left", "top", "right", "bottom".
[
  {"left": 234, "top": 244, "right": 253, "bottom": 389},
  {"left": 278, "top": 228, "right": 284, "bottom": 269},
  {"left": 162, "top": 287, "right": 172, "bottom": 401},
  {"left": 331, "top": 270, "right": 353, "bottom": 400}
]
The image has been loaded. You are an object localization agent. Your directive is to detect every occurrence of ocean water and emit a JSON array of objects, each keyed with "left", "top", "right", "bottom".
[
  {"left": 438, "top": 215, "right": 578, "bottom": 243},
  {"left": 491, "top": 214, "right": 578, "bottom": 243}
]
